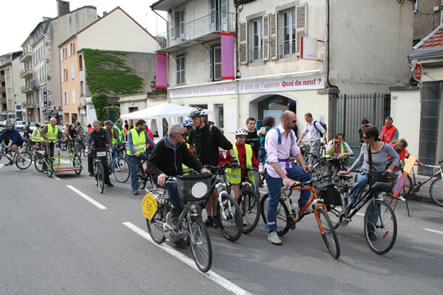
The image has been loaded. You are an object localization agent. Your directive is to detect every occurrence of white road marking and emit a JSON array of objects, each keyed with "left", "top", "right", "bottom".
[
  {"left": 424, "top": 228, "right": 443, "bottom": 235},
  {"left": 66, "top": 185, "right": 107, "bottom": 210},
  {"left": 122, "top": 222, "right": 251, "bottom": 295},
  {"left": 356, "top": 213, "right": 364, "bottom": 216},
  {"left": 54, "top": 176, "right": 61, "bottom": 181}
]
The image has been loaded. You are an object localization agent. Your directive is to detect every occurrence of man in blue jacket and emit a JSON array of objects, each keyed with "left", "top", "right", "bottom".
[{"left": 0, "top": 121, "right": 24, "bottom": 165}]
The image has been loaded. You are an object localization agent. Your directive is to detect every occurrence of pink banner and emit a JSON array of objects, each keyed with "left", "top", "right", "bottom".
[
  {"left": 156, "top": 53, "right": 168, "bottom": 88},
  {"left": 221, "top": 33, "right": 235, "bottom": 80}
]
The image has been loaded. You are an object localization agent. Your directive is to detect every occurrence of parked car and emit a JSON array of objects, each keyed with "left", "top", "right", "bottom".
[
  {"left": 15, "top": 121, "right": 26, "bottom": 130},
  {"left": 0, "top": 120, "right": 7, "bottom": 127}
]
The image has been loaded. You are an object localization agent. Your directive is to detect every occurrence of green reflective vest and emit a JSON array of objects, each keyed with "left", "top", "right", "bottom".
[
  {"left": 115, "top": 125, "right": 124, "bottom": 142},
  {"left": 127, "top": 128, "right": 146, "bottom": 156},
  {"left": 31, "top": 128, "right": 42, "bottom": 142},
  {"left": 111, "top": 128, "right": 118, "bottom": 145},
  {"left": 45, "top": 124, "right": 59, "bottom": 143},
  {"left": 226, "top": 144, "right": 254, "bottom": 184}
]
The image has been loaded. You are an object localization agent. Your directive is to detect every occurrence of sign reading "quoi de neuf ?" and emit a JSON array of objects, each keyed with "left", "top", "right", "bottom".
[{"left": 169, "top": 74, "right": 325, "bottom": 99}]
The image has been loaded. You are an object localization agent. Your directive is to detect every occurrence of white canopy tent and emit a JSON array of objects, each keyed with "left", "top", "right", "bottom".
[{"left": 120, "top": 103, "right": 208, "bottom": 138}]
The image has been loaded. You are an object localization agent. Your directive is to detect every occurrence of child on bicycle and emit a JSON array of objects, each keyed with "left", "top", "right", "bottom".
[{"left": 225, "top": 128, "right": 259, "bottom": 218}]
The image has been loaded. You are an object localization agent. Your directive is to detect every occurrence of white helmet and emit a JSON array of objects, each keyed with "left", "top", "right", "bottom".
[{"left": 235, "top": 128, "right": 248, "bottom": 136}]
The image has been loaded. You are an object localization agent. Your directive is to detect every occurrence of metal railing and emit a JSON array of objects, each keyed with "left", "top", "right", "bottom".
[{"left": 159, "top": 12, "right": 234, "bottom": 49}]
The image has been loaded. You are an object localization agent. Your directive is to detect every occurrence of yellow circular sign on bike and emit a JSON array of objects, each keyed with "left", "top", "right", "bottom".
[{"left": 142, "top": 193, "right": 158, "bottom": 220}]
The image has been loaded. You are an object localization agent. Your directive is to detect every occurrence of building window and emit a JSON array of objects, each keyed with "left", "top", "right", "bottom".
[
  {"left": 281, "top": 8, "right": 296, "bottom": 56},
  {"left": 79, "top": 55, "right": 83, "bottom": 71},
  {"left": 72, "top": 90, "right": 76, "bottom": 104},
  {"left": 210, "top": 46, "right": 221, "bottom": 81},
  {"left": 60, "top": 49, "right": 63, "bottom": 61},
  {"left": 251, "top": 18, "right": 263, "bottom": 61},
  {"left": 64, "top": 92, "right": 68, "bottom": 105},
  {"left": 173, "top": 9, "right": 185, "bottom": 40},
  {"left": 71, "top": 64, "right": 75, "bottom": 80},
  {"left": 80, "top": 81, "right": 84, "bottom": 96},
  {"left": 176, "top": 54, "right": 185, "bottom": 85}
]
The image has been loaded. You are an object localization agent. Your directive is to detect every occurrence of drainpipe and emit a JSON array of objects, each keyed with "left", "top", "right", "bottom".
[
  {"left": 325, "top": 0, "right": 338, "bottom": 92},
  {"left": 235, "top": 2, "right": 241, "bottom": 129}
]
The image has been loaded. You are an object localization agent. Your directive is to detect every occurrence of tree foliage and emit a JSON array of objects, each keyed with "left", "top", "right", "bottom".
[{"left": 91, "top": 93, "right": 108, "bottom": 121}]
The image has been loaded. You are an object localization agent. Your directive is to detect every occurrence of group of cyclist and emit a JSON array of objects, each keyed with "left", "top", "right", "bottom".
[{"left": 1, "top": 110, "right": 417, "bottom": 249}]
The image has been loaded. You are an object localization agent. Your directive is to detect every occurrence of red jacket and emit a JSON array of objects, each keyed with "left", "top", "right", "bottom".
[{"left": 145, "top": 127, "right": 154, "bottom": 146}]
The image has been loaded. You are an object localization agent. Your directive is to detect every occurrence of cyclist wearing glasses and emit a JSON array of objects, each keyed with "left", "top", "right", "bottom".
[
  {"left": 147, "top": 124, "right": 210, "bottom": 247},
  {"left": 127, "top": 119, "right": 156, "bottom": 195},
  {"left": 265, "top": 111, "right": 311, "bottom": 245}
]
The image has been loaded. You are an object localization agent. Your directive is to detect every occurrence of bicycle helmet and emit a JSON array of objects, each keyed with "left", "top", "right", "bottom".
[
  {"left": 105, "top": 120, "right": 113, "bottom": 126},
  {"left": 235, "top": 128, "right": 248, "bottom": 136},
  {"left": 182, "top": 119, "right": 193, "bottom": 127},
  {"left": 189, "top": 107, "right": 204, "bottom": 117}
]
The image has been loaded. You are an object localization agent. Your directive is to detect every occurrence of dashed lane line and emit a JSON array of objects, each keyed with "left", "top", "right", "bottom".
[
  {"left": 66, "top": 185, "right": 107, "bottom": 210},
  {"left": 424, "top": 228, "right": 443, "bottom": 235},
  {"left": 122, "top": 222, "right": 252, "bottom": 295}
]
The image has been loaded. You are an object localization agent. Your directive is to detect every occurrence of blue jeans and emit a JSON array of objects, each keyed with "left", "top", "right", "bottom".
[
  {"left": 265, "top": 164, "right": 312, "bottom": 231},
  {"left": 164, "top": 181, "right": 184, "bottom": 212},
  {"left": 109, "top": 146, "right": 118, "bottom": 169},
  {"left": 127, "top": 153, "right": 150, "bottom": 192},
  {"left": 348, "top": 173, "right": 368, "bottom": 204}
]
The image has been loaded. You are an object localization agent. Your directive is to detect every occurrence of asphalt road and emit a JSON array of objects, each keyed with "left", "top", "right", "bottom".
[{"left": 0, "top": 158, "right": 442, "bottom": 295}]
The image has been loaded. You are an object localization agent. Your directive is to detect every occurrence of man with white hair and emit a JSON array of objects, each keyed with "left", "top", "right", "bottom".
[
  {"left": 147, "top": 123, "right": 210, "bottom": 248},
  {"left": 41, "top": 118, "right": 66, "bottom": 170}
]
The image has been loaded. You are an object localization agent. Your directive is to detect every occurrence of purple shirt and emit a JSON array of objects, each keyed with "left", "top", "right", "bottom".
[{"left": 264, "top": 124, "right": 301, "bottom": 178}]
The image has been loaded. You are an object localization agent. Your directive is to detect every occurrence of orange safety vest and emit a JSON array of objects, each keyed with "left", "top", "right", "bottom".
[{"left": 380, "top": 125, "right": 397, "bottom": 144}]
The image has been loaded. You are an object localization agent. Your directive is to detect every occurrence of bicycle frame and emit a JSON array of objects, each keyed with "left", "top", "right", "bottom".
[{"left": 408, "top": 163, "right": 442, "bottom": 191}]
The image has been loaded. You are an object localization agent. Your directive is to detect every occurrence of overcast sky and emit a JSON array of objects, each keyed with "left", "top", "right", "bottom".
[{"left": 0, "top": 0, "right": 167, "bottom": 54}]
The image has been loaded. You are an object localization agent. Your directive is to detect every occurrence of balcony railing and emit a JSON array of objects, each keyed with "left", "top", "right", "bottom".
[
  {"left": 0, "top": 75, "right": 5, "bottom": 81},
  {"left": 0, "top": 86, "right": 5, "bottom": 93},
  {"left": 21, "top": 85, "right": 33, "bottom": 93},
  {"left": 20, "top": 68, "right": 33, "bottom": 78},
  {"left": 158, "top": 12, "right": 234, "bottom": 52},
  {"left": 19, "top": 51, "right": 32, "bottom": 63},
  {"left": 31, "top": 79, "right": 40, "bottom": 89}
]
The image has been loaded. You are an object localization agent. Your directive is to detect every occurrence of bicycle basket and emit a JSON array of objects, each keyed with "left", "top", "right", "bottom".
[
  {"left": 176, "top": 174, "right": 214, "bottom": 201},
  {"left": 319, "top": 184, "right": 342, "bottom": 206}
]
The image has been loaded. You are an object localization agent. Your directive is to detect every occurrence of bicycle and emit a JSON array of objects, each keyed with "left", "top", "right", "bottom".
[
  {"left": 144, "top": 174, "right": 214, "bottom": 272},
  {"left": 112, "top": 143, "right": 130, "bottom": 183},
  {"left": 91, "top": 150, "right": 109, "bottom": 193},
  {"left": 260, "top": 175, "right": 341, "bottom": 259},
  {"left": 330, "top": 171, "right": 397, "bottom": 255},
  {"left": 0, "top": 142, "right": 33, "bottom": 170},
  {"left": 226, "top": 166, "right": 261, "bottom": 234},
  {"left": 401, "top": 160, "right": 443, "bottom": 207},
  {"left": 205, "top": 163, "right": 243, "bottom": 242},
  {"left": 137, "top": 156, "right": 154, "bottom": 191}
]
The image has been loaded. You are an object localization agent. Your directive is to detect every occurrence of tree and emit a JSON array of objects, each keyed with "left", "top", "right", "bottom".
[{"left": 91, "top": 93, "right": 108, "bottom": 121}]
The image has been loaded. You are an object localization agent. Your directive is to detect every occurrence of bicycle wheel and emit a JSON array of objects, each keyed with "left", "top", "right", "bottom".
[
  {"left": 146, "top": 207, "right": 166, "bottom": 244},
  {"left": 364, "top": 200, "right": 397, "bottom": 254},
  {"left": 215, "top": 192, "right": 243, "bottom": 242},
  {"left": 430, "top": 177, "right": 443, "bottom": 207},
  {"left": 46, "top": 159, "right": 54, "bottom": 178},
  {"left": 34, "top": 152, "right": 44, "bottom": 172},
  {"left": 73, "top": 155, "right": 82, "bottom": 175},
  {"left": 188, "top": 216, "right": 212, "bottom": 273},
  {"left": 15, "top": 152, "right": 32, "bottom": 170},
  {"left": 138, "top": 174, "right": 146, "bottom": 190},
  {"left": 312, "top": 159, "right": 327, "bottom": 178},
  {"left": 113, "top": 158, "right": 130, "bottom": 183},
  {"left": 316, "top": 206, "right": 341, "bottom": 259},
  {"left": 96, "top": 163, "right": 105, "bottom": 193},
  {"left": 239, "top": 189, "right": 261, "bottom": 234},
  {"left": 260, "top": 193, "right": 291, "bottom": 236}
]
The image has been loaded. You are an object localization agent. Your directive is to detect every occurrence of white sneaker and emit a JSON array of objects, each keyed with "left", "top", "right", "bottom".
[
  {"left": 375, "top": 195, "right": 384, "bottom": 201},
  {"left": 242, "top": 218, "right": 249, "bottom": 226},
  {"left": 268, "top": 231, "right": 282, "bottom": 245},
  {"left": 398, "top": 196, "right": 406, "bottom": 202}
]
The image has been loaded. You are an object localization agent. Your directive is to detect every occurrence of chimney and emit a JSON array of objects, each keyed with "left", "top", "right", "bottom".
[{"left": 57, "top": 0, "right": 70, "bottom": 17}]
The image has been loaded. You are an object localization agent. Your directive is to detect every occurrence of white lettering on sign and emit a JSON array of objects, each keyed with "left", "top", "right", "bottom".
[{"left": 169, "top": 74, "right": 325, "bottom": 98}]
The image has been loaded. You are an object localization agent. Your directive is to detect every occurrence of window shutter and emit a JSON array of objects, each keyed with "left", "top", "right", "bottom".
[
  {"left": 210, "top": 47, "right": 214, "bottom": 80},
  {"left": 296, "top": 3, "right": 307, "bottom": 54},
  {"left": 269, "top": 13, "right": 278, "bottom": 60},
  {"left": 239, "top": 22, "right": 248, "bottom": 64},
  {"left": 262, "top": 15, "right": 270, "bottom": 61}
]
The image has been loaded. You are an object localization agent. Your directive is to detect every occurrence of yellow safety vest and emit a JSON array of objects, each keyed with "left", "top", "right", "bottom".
[
  {"left": 116, "top": 125, "right": 124, "bottom": 142},
  {"left": 31, "top": 128, "right": 42, "bottom": 142},
  {"left": 127, "top": 128, "right": 146, "bottom": 156},
  {"left": 45, "top": 124, "right": 59, "bottom": 143},
  {"left": 226, "top": 144, "right": 254, "bottom": 184},
  {"left": 111, "top": 128, "right": 118, "bottom": 145},
  {"left": 182, "top": 143, "right": 192, "bottom": 175}
]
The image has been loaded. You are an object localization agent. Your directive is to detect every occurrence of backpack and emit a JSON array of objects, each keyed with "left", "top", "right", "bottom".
[
  {"left": 262, "top": 127, "right": 295, "bottom": 163},
  {"left": 189, "top": 125, "right": 214, "bottom": 146},
  {"left": 313, "top": 120, "right": 327, "bottom": 137}
]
